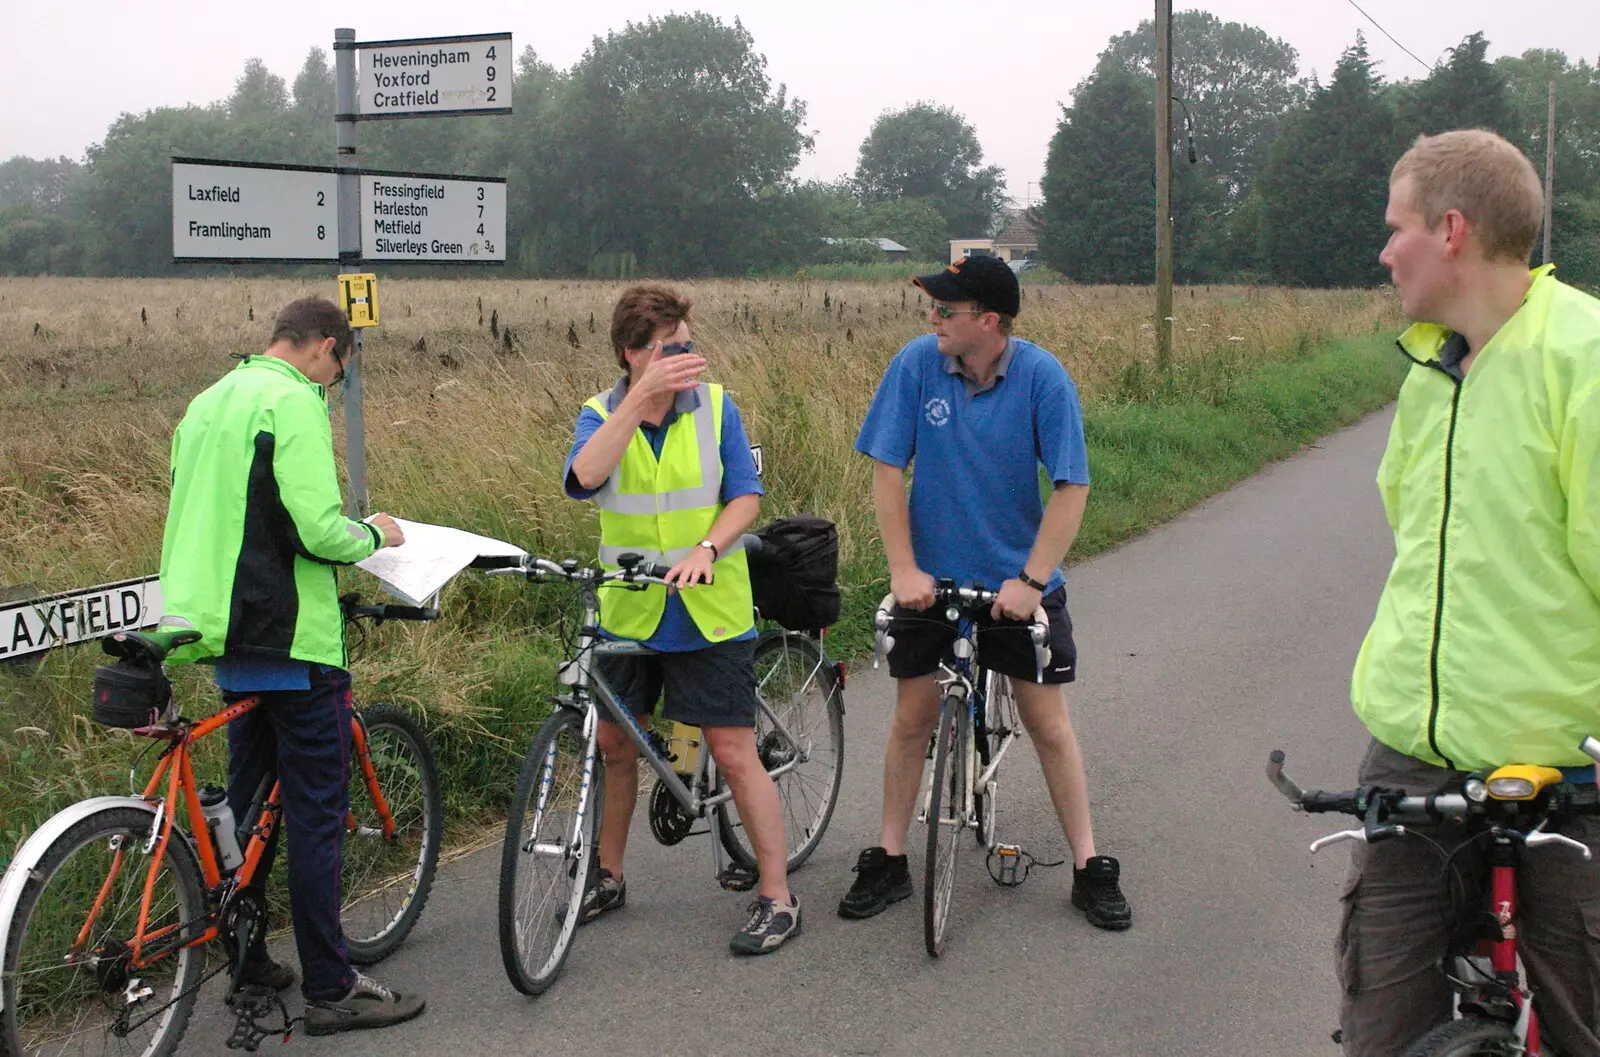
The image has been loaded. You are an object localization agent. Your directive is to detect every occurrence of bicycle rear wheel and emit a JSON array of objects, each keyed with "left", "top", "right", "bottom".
[
  {"left": 498, "top": 708, "right": 602, "bottom": 996},
  {"left": 342, "top": 705, "right": 443, "bottom": 964},
  {"left": 974, "top": 669, "right": 1016, "bottom": 848},
  {"left": 1400, "top": 1018, "right": 1521, "bottom": 1056},
  {"left": 717, "top": 631, "right": 845, "bottom": 872},
  {"left": 924, "top": 692, "right": 969, "bottom": 957},
  {"left": 0, "top": 806, "right": 206, "bottom": 1057}
]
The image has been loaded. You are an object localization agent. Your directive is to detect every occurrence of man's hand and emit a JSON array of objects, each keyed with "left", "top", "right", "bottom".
[
  {"left": 664, "top": 546, "right": 715, "bottom": 588},
  {"left": 626, "top": 348, "right": 706, "bottom": 404},
  {"left": 370, "top": 513, "right": 405, "bottom": 548},
  {"left": 992, "top": 578, "right": 1042, "bottom": 622},
  {"left": 891, "top": 567, "right": 936, "bottom": 610}
]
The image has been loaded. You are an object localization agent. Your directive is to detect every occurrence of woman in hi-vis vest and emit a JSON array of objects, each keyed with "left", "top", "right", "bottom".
[{"left": 562, "top": 284, "right": 801, "bottom": 955}]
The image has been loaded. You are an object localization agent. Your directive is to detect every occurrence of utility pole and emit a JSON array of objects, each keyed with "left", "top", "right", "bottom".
[
  {"left": 1543, "top": 79, "right": 1556, "bottom": 266},
  {"left": 333, "top": 28, "right": 368, "bottom": 518},
  {"left": 1154, "top": 0, "right": 1174, "bottom": 375}
]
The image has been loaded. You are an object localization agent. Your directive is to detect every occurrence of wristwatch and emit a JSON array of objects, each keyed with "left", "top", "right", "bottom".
[
  {"left": 698, "top": 539, "right": 719, "bottom": 561},
  {"left": 1018, "top": 570, "right": 1048, "bottom": 591}
]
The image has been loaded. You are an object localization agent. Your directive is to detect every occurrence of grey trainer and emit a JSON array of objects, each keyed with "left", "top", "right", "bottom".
[
  {"left": 303, "top": 972, "right": 426, "bottom": 1037},
  {"left": 730, "top": 895, "right": 801, "bottom": 955}
]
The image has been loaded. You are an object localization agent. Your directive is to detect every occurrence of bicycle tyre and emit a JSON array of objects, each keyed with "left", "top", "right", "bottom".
[
  {"left": 342, "top": 704, "right": 444, "bottom": 964},
  {"left": 974, "top": 668, "right": 1016, "bottom": 848},
  {"left": 498, "top": 708, "right": 602, "bottom": 996},
  {"left": 1400, "top": 1018, "right": 1521, "bottom": 1057},
  {"left": 0, "top": 806, "right": 206, "bottom": 1057},
  {"left": 924, "top": 692, "right": 969, "bottom": 957},
  {"left": 716, "top": 631, "right": 845, "bottom": 873}
]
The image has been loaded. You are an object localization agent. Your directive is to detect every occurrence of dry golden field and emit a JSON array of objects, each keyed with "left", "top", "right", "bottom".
[{"left": 1, "top": 275, "right": 1399, "bottom": 592}]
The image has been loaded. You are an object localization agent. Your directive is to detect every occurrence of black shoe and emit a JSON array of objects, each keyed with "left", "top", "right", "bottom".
[
  {"left": 1071, "top": 855, "right": 1132, "bottom": 931},
  {"left": 837, "top": 847, "right": 912, "bottom": 919},
  {"left": 240, "top": 954, "right": 296, "bottom": 993},
  {"left": 578, "top": 868, "right": 626, "bottom": 925}
]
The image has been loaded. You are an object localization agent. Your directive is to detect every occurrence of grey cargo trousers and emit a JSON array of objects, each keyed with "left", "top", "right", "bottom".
[{"left": 1338, "top": 738, "right": 1600, "bottom": 1056}]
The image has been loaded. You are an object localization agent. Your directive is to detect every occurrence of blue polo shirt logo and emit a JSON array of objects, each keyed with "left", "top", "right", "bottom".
[{"left": 924, "top": 397, "right": 952, "bottom": 427}]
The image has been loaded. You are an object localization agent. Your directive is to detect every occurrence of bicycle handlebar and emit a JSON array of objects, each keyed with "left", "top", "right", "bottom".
[
  {"left": 339, "top": 595, "right": 440, "bottom": 624},
  {"left": 470, "top": 552, "right": 675, "bottom": 587},
  {"left": 1267, "top": 747, "right": 1600, "bottom": 857},
  {"left": 871, "top": 584, "right": 1052, "bottom": 683}
]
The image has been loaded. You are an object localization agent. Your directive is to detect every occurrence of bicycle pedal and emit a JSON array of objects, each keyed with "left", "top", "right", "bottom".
[
  {"left": 993, "top": 844, "right": 1023, "bottom": 886},
  {"left": 717, "top": 863, "right": 759, "bottom": 892}
]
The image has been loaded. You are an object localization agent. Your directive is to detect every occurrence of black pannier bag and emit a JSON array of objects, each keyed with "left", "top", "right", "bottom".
[
  {"left": 92, "top": 660, "right": 171, "bottom": 729},
  {"left": 746, "top": 515, "right": 841, "bottom": 632}
]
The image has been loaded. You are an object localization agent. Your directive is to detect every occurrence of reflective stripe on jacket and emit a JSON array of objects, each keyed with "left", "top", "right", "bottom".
[
  {"left": 582, "top": 382, "right": 754, "bottom": 643},
  {"left": 160, "top": 356, "right": 381, "bottom": 668},
  {"left": 1352, "top": 265, "right": 1600, "bottom": 769}
]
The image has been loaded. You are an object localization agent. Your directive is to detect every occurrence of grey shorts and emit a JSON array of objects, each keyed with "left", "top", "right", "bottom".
[{"left": 594, "top": 636, "right": 759, "bottom": 728}]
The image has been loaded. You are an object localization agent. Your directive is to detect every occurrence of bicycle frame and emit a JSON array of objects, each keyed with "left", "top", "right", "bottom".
[
  {"left": 1467, "top": 837, "right": 1538, "bottom": 1050},
  {"left": 66, "top": 695, "right": 402, "bottom": 976},
  {"left": 563, "top": 594, "right": 809, "bottom": 821}
]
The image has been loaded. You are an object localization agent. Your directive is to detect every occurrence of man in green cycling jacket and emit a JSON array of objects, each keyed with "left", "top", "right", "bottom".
[
  {"left": 159, "top": 297, "right": 424, "bottom": 1036},
  {"left": 1341, "top": 130, "right": 1600, "bottom": 1055}
]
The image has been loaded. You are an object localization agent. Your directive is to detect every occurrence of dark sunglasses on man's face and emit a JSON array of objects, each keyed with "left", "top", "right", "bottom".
[
  {"left": 932, "top": 303, "right": 986, "bottom": 319},
  {"left": 659, "top": 341, "right": 696, "bottom": 357}
]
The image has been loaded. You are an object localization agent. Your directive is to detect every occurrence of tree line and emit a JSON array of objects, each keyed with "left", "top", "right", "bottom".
[
  {"left": 2, "top": 11, "right": 1596, "bottom": 286},
  {"left": 1041, "top": 15, "right": 1600, "bottom": 287}
]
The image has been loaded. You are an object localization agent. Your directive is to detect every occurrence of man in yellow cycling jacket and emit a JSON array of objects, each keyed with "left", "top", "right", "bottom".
[{"left": 1341, "top": 130, "right": 1600, "bottom": 1054}]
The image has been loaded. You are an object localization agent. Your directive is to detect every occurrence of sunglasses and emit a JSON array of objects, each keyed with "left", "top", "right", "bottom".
[
  {"left": 932, "top": 304, "right": 987, "bottom": 319},
  {"left": 659, "top": 341, "right": 696, "bottom": 357}
]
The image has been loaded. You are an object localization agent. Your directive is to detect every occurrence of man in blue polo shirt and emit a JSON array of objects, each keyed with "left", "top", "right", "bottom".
[{"left": 838, "top": 255, "right": 1132, "bottom": 930}]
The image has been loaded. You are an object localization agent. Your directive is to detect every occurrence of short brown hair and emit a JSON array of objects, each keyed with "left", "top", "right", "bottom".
[
  {"left": 1391, "top": 130, "right": 1543, "bottom": 264},
  {"left": 610, "top": 284, "right": 693, "bottom": 369},
  {"left": 271, "top": 298, "right": 352, "bottom": 358}
]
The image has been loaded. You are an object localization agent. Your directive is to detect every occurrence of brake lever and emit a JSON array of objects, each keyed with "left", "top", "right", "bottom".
[
  {"left": 1309, "top": 824, "right": 1407, "bottom": 854},
  {"left": 1524, "top": 822, "right": 1593, "bottom": 860}
]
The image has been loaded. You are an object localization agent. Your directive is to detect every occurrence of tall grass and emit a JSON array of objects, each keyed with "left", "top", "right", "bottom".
[{"left": 0, "top": 276, "right": 1404, "bottom": 851}]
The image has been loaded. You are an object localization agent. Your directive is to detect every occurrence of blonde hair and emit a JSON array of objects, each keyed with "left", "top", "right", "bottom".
[{"left": 1391, "top": 129, "right": 1543, "bottom": 264}]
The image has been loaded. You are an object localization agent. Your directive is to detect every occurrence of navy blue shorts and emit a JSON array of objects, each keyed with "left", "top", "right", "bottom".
[{"left": 595, "top": 636, "right": 760, "bottom": 727}]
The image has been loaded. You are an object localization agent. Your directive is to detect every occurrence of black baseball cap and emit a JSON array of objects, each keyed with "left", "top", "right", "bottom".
[{"left": 912, "top": 255, "right": 1021, "bottom": 318}]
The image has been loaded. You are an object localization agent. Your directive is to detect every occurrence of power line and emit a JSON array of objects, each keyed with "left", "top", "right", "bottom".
[{"left": 1341, "top": 0, "right": 1435, "bottom": 73}]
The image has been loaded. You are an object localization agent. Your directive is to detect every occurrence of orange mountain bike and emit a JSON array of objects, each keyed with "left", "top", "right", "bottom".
[{"left": 0, "top": 598, "right": 442, "bottom": 1056}]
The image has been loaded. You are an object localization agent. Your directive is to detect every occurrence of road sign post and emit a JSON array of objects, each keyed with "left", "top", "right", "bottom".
[{"left": 170, "top": 26, "right": 510, "bottom": 521}]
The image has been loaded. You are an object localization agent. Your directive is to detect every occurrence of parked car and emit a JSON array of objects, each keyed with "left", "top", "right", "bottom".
[{"left": 1007, "top": 259, "right": 1040, "bottom": 273}]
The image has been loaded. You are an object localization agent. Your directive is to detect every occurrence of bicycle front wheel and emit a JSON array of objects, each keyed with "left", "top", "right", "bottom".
[
  {"left": 498, "top": 708, "right": 602, "bottom": 996},
  {"left": 974, "top": 669, "right": 1016, "bottom": 848},
  {"left": 1400, "top": 1018, "right": 1521, "bottom": 1056},
  {"left": 924, "top": 692, "right": 970, "bottom": 957},
  {"left": 0, "top": 806, "right": 207, "bottom": 1057},
  {"left": 342, "top": 705, "right": 443, "bottom": 964},
  {"left": 717, "top": 632, "right": 845, "bottom": 872}
]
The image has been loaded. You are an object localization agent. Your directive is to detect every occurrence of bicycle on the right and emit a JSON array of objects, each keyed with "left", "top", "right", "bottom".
[
  {"left": 1267, "top": 739, "right": 1600, "bottom": 1057},
  {"left": 873, "top": 581, "right": 1050, "bottom": 956}
]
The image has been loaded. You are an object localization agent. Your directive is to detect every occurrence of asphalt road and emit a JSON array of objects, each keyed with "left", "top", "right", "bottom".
[{"left": 191, "top": 409, "right": 1394, "bottom": 1056}]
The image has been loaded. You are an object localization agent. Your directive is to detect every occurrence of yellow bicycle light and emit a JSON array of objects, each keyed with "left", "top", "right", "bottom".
[{"left": 1484, "top": 765, "right": 1565, "bottom": 800}]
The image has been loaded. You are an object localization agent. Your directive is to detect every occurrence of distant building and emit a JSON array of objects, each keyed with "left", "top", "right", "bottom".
[
  {"left": 821, "top": 237, "right": 911, "bottom": 261},
  {"left": 948, "top": 210, "right": 1041, "bottom": 264}
]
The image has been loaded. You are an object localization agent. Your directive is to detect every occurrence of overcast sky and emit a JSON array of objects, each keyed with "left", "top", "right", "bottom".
[{"left": 5, "top": 1, "right": 1596, "bottom": 201}]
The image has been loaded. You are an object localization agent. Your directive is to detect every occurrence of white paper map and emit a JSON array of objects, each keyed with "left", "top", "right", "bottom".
[{"left": 356, "top": 518, "right": 526, "bottom": 605}]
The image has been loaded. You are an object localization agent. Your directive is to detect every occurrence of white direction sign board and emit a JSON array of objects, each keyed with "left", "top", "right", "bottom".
[
  {"left": 357, "top": 33, "right": 512, "bottom": 118},
  {"left": 173, "top": 159, "right": 338, "bottom": 262},
  {"left": 1, "top": 576, "right": 164, "bottom": 661},
  {"left": 360, "top": 171, "right": 506, "bottom": 263}
]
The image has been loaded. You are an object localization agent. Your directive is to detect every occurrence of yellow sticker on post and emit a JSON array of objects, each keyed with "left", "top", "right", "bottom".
[{"left": 337, "top": 273, "right": 379, "bottom": 327}]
